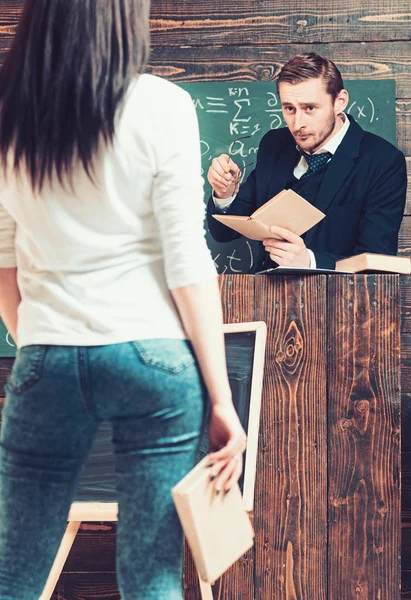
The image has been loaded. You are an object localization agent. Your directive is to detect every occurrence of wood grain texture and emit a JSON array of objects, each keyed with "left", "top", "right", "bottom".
[
  {"left": 398, "top": 216, "right": 411, "bottom": 257},
  {"left": 405, "top": 158, "right": 411, "bottom": 216},
  {"left": 327, "top": 275, "right": 401, "bottom": 600},
  {"left": 402, "top": 334, "right": 411, "bottom": 390},
  {"left": 1, "top": 1, "right": 411, "bottom": 47},
  {"left": 213, "top": 274, "right": 255, "bottom": 600},
  {"left": 400, "top": 331, "right": 411, "bottom": 456},
  {"left": 397, "top": 100, "right": 411, "bottom": 156},
  {"left": 62, "top": 529, "right": 116, "bottom": 573},
  {"left": 400, "top": 276, "right": 411, "bottom": 333},
  {"left": 51, "top": 572, "right": 119, "bottom": 600},
  {"left": 183, "top": 274, "right": 256, "bottom": 600},
  {"left": 253, "top": 275, "right": 327, "bottom": 600},
  {"left": 0, "top": 34, "right": 410, "bottom": 100},
  {"left": 0, "top": 276, "right": 403, "bottom": 597},
  {"left": 148, "top": 1, "right": 411, "bottom": 46},
  {"left": 148, "top": 43, "right": 411, "bottom": 97}
]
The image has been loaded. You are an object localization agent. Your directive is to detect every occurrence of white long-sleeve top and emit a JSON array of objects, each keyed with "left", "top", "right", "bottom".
[{"left": 0, "top": 74, "right": 217, "bottom": 347}]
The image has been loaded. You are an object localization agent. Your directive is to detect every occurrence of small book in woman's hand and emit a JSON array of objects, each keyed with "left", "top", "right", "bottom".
[
  {"left": 212, "top": 188, "right": 325, "bottom": 241},
  {"left": 172, "top": 456, "right": 254, "bottom": 583}
]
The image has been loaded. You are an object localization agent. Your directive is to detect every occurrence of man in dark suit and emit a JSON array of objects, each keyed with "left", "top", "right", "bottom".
[{"left": 207, "top": 53, "right": 407, "bottom": 271}]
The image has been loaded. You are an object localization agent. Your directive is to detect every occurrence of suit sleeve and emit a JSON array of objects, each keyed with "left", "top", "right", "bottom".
[{"left": 313, "top": 149, "right": 407, "bottom": 269}]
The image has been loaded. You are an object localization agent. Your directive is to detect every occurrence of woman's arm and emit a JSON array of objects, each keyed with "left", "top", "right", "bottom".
[
  {"left": 152, "top": 85, "right": 246, "bottom": 491},
  {"left": 172, "top": 277, "right": 247, "bottom": 493},
  {"left": 0, "top": 267, "right": 20, "bottom": 344},
  {"left": 172, "top": 277, "right": 231, "bottom": 406},
  {"left": 0, "top": 199, "right": 19, "bottom": 342}
]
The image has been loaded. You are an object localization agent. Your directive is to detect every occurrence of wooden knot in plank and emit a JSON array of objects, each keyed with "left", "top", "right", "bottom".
[
  {"left": 340, "top": 418, "right": 352, "bottom": 431},
  {"left": 275, "top": 321, "right": 303, "bottom": 374},
  {"left": 377, "top": 500, "right": 388, "bottom": 515},
  {"left": 353, "top": 399, "right": 370, "bottom": 435},
  {"left": 254, "top": 64, "right": 276, "bottom": 81},
  {"left": 296, "top": 18, "right": 308, "bottom": 34}
]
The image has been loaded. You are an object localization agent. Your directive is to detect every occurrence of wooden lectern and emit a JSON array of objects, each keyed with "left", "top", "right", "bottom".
[{"left": 184, "top": 273, "right": 401, "bottom": 600}]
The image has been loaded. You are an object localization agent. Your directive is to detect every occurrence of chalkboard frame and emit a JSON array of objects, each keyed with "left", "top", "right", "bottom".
[{"left": 215, "top": 321, "right": 267, "bottom": 511}]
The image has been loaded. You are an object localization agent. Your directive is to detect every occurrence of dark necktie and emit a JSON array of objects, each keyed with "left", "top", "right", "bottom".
[{"left": 299, "top": 150, "right": 332, "bottom": 179}]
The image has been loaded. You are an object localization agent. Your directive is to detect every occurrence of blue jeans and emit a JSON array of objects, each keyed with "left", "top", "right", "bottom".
[{"left": 0, "top": 340, "right": 206, "bottom": 600}]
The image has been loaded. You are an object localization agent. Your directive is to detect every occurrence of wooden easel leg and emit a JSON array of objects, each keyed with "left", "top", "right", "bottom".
[
  {"left": 198, "top": 571, "right": 214, "bottom": 600},
  {"left": 39, "top": 521, "right": 81, "bottom": 600}
]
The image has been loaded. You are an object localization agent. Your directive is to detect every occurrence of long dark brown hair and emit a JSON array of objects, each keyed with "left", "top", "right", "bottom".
[{"left": 0, "top": 0, "right": 150, "bottom": 191}]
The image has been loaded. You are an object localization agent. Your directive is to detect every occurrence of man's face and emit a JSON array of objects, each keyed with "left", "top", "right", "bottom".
[{"left": 279, "top": 77, "right": 344, "bottom": 154}]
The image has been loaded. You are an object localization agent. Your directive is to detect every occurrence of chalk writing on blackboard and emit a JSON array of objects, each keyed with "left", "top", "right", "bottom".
[
  {"left": 347, "top": 97, "right": 377, "bottom": 123},
  {"left": 0, "top": 319, "right": 16, "bottom": 357}
]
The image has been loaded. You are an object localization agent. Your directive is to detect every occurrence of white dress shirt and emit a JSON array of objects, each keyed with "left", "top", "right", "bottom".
[
  {"left": 0, "top": 74, "right": 217, "bottom": 347},
  {"left": 213, "top": 114, "right": 350, "bottom": 268}
]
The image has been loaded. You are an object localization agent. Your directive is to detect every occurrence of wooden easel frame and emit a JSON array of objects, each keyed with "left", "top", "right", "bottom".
[
  {"left": 222, "top": 321, "right": 266, "bottom": 512},
  {"left": 41, "top": 321, "right": 267, "bottom": 600},
  {"left": 40, "top": 503, "right": 118, "bottom": 599}
]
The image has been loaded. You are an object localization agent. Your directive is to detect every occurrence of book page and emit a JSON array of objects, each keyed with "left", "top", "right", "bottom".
[
  {"left": 212, "top": 214, "right": 270, "bottom": 241},
  {"left": 252, "top": 189, "right": 325, "bottom": 237}
]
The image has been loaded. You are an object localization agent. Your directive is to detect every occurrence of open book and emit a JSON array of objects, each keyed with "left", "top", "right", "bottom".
[
  {"left": 212, "top": 189, "right": 325, "bottom": 241},
  {"left": 336, "top": 253, "right": 411, "bottom": 274},
  {"left": 172, "top": 456, "right": 254, "bottom": 583}
]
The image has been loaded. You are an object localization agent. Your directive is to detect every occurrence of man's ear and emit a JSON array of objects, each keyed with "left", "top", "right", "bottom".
[{"left": 335, "top": 89, "right": 349, "bottom": 114}]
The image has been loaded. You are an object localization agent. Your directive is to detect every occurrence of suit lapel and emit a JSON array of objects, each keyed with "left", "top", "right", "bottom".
[
  {"left": 266, "top": 135, "right": 300, "bottom": 200},
  {"left": 314, "top": 116, "right": 364, "bottom": 216}
]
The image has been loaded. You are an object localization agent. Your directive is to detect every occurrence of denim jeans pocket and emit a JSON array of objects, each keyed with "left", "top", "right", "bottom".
[
  {"left": 132, "top": 339, "right": 196, "bottom": 374},
  {"left": 6, "top": 345, "right": 48, "bottom": 395}
]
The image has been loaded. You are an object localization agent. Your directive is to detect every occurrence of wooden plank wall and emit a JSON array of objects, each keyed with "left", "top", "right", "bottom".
[
  {"left": 0, "top": 0, "right": 410, "bottom": 598},
  {"left": 327, "top": 275, "right": 401, "bottom": 599},
  {"left": 254, "top": 275, "right": 328, "bottom": 599}
]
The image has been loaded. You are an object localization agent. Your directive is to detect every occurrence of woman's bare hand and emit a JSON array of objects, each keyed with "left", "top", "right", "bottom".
[{"left": 207, "top": 402, "right": 247, "bottom": 493}]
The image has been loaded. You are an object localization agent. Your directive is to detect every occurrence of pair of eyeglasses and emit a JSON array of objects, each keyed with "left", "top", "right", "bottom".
[{"left": 227, "top": 135, "right": 255, "bottom": 177}]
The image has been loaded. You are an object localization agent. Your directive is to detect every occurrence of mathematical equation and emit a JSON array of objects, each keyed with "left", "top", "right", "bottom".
[
  {"left": 194, "top": 86, "right": 379, "bottom": 178},
  {"left": 194, "top": 87, "right": 378, "bottom": 127},
  {"left": 196, "top": 86, "right": 278, "bottom": 177}
]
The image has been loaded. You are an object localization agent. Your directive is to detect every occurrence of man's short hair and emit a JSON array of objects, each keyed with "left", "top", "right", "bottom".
[{"left": 276, "top": 53, "right": 344, "bottom": 101}]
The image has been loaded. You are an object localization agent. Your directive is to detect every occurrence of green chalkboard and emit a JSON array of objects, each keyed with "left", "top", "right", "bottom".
[
  {"left": 0, "top": 319, "right": 16, "bottom": 357},
  {"left": 178, "top": 80, "right": 397, "bottom": 275}
]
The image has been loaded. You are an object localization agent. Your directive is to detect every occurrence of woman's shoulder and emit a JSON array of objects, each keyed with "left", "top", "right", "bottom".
[{"left": 127, "top": 74, "right": 192, "bottom": 108}]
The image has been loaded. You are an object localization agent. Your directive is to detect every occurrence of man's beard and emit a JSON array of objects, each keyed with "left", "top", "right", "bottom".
[{"left": 298, "top": 114, "right": 336, "bottom": 154}]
